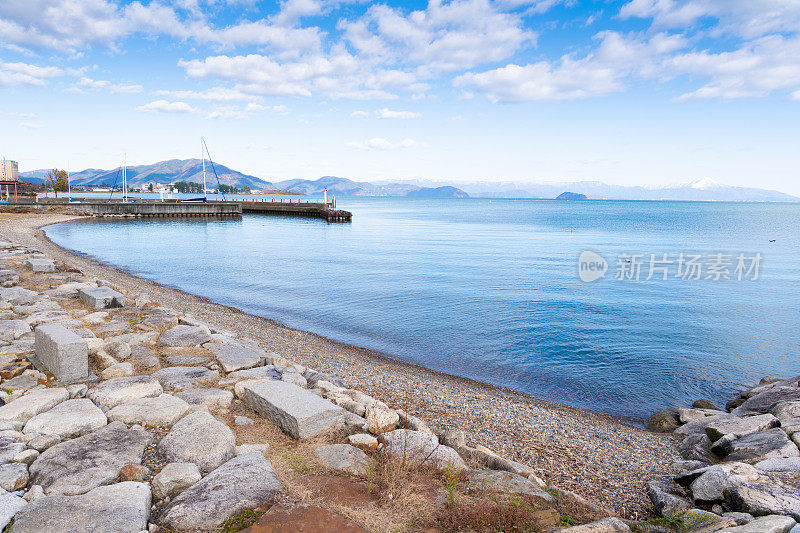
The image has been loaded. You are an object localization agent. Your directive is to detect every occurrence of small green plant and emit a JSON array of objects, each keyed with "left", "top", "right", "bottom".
[
  {"left": 544, "top": 486, "right": 557, "bottom": 496},
  {"left": 219, "top": 508, "right": 266, "bottom": 533},
  {"left": 631, "top": 510, "right": 717, "bottom": 532},
  {"left": 442, "top": 461, "right": 460, "bottom": 504},
  {"left": 560, "top": 514, "right": 575, "bottom": 526}
]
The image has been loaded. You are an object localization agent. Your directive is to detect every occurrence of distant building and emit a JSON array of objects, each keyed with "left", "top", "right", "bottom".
[{"left": 1, "top": 160, "right": 19, "bottom": 182}]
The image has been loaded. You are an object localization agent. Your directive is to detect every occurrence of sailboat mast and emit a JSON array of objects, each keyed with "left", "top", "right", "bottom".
[
  {"left": 123, "top": 153, "right": 127, "bottom": 203},
  {"left": 202, "top": 136, "right": 207, "bottom": 200}
]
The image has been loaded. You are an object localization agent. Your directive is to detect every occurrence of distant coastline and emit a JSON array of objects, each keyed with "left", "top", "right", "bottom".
[{"left": 21, "top": 158, "right": 799, "bottom": 203}]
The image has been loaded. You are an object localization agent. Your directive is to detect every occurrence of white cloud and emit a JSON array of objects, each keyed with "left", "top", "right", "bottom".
[
  {"left": 155, "top": 87, "right": 260, "bottom": 102},
  {"left": 346, "top": 137, "right": 418, "bottom": 150},
  {"left": 339, "top": 0, "right": 536, "bottom": 72},
  {"left": 206, "top": 102, "right": 291, "bottom": 119},
  {"left": 620, "top": 0, "right": 800, "bottom": 39},
  {"left": 0, "top": 61, "right": 63, "bottom": 86},
  {"left": 376, "top": 108, "right": 421, "bottom": 119},
  {"left": 18, "top": 122, "right": 42, "bottom": 129},
  {"left": 77, "top": 76, "right": 142, "bottom": 94},
  {"left": 455, "top": 31, "right": 687, "bottom": 101},
  {"left": 668, "top": 35, "right": 800, "bottom": 100},
  {"left": 350, "top": 110, "right": 370, "bottom": 118},
  {"left": 0, "top": 0, "right": 322, "bottom": 55},
  {"left": 137, "top": 100, "right": 197, "bottom": 113}
]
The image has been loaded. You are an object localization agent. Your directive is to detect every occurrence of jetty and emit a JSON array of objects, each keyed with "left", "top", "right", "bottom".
[
  {"left": 240, "top": 199, "right": 352, "bottom": 222},
  {"left": 15, "top": 197, "right": 352, "bottom": 222}
]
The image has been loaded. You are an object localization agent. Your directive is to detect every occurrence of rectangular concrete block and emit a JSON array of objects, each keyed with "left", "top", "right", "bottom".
[
  {"left": 25, "top": 258, "right": 55, "bottom": 273},
  {"left": 239, "top": 380, "right": 345, "bottom": 439},
  {"left": 78, "top": 286, "right": 125, "bottom": 309},
  {"left": 34, "top": 322, "right": 89, "bottom": 382}
]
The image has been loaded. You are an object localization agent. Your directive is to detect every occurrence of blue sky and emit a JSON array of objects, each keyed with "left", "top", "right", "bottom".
[{"left": 1, "top": 0, "right": 799, "bottom": 194}]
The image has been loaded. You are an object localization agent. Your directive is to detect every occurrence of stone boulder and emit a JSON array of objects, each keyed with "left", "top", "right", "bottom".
[
  {"left": 9, "top": 481, "right": 150, "bottom": 533},
  {"left": 647, "top": 408, "right": 681, "bottom": 433},
  {"left": 164, "top": 354, "right": 208, "bottom": 366},
  {"left": 725, "top": 428, "right": 799, "bottom": 464},
  {"left": 0, "top": 463, "right": 29, "bottom": 492},
  {"left": 557, "top": 517, "right": 631, "bottom": 532},
  {"left": 157, "top": 411, "right": 235, "bottom": 473},
  {"left": 0, "top": 436, "right": 25, "bottom": 465},
  {"left": 0, "top": 320, "right": 30, "bottom": 342},
  {"left": 99, "top": 362, "right": 133, "bottom": 380},
  {"left": 717, "top": 515, "right": 797, "bottom": 533},
  {"left": 733, "top": 387, "right": 800, "bottom": 417},
  {"left": 678, "top": 433, "right": 720, "bottom": 464},
  {"left": 464, "top": 469, "right": 553, "bottom": 501},
  {"left": 175, "top": 388, "right": 233, "bottom": 410},
  {"left": 152, "top": 366, "right": 220, "bottom": 392},
  {"left": 205, "top": 338, "right": 266, "bottom": 373},
  {"left": 314, "top": 444, "right": 370, "bottom": 476},
  {"left": 0, "top": 287, "right": 41, "bottom": 306},
  {"left": 0, "top": 488, "right": 27, "bottom": 530},
  {"left": 218, "top": 366, "right": 279, "bottom": 387},
  {"left": 646, "top": 480, "right": 691, "bottom": 516},
  {"left": 29, "top": 421, "right": 150, "bottom": 495},
  {"left": 159, "top": 325, "right": 211, "bottom": 347},
  {"left": 705, "top": 414, "right": 779, "bottom": 442},
  {"left": 725, "top": 476, "right": 800, "bottom": 521},
  {"left": 106, "top": 394, "right": 191, "bottom": 428},
  {"left": 159, "top": 452, "right": 282, "bottom": 531},
  {"left": 23, "top": 399, "right": 107, "bottom": 439},
  {"left": 87, "top": 375, "right": 163, "bottom": 408},
  {"left": 378, "top": 430, "right": 466, "bottom": 472},
  {"left": 151, "top": 462, "right": 201, "bottom": 502},
  {"left": 238, "top": 379, "right": 345, "bottom": 440},
  {"left": 77, "top": 286, "right": 124, "bottom": 309},
  {"left": 689, "top": 463, "right": 760, "bottom": 503},
  {"left": 348, "top": 433, "right": 378, "bottom": 452},
  {"left": 365, "top": 404, "right": 399, "bottom": 434},
  {"left": 755, "top": 457, "right": 800, "bottom": 473},
  {"left": 0, "top": 388, "right": 69, "bottom": 424}
]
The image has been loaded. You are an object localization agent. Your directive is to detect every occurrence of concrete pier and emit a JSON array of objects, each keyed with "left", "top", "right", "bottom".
[
  {"left": 15, "top": 197, "right": 351, "bottom": 221},
  {"left": 240, "top": 201, "right": 351, "bottom": 222},
  {"left": 77, "top": 201, "right": 241, "bottom": 218}
]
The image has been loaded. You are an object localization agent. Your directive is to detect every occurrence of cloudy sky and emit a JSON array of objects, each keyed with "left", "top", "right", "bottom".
[{"left": 1, "top": 0, "right": 799, "bottom": 193}]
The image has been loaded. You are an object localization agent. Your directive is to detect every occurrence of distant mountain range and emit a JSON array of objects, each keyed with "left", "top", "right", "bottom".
[
  {"left": 442, "top": 178, "right": 799, "bottom": 202},
  {"left": 20, "top": 159, "right": 798, "bottom": 202},
  {"left": 22, "top": 159, "right": 273, "bottom": 190}
]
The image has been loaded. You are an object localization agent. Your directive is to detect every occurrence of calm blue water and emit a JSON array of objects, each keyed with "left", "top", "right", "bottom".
[{"left": 45, "top": 198, "right": 800, "bottom": 420}]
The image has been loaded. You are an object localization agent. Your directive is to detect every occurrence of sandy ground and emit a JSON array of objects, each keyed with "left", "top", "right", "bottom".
[{"left": 0, "top": 211, "right": 678, "bottom": 519}]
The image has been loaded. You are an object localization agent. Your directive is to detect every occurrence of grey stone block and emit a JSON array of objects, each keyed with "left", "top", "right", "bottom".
[
  {"left": 78, "top": 286, "right": 124, "bottom": 309},
  {"left": 25, "top": 258, "right": 55, "bottom": 273},
  {"left": 34, "top": 323, "right": 88, "bottom": 382},
  {"left": 238, "top": 380, "right": 345, "bottom": 439}
]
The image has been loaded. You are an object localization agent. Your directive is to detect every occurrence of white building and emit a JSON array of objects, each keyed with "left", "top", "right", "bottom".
[{"left": 1, "top": 159, "right": 19, "bottom": 182}]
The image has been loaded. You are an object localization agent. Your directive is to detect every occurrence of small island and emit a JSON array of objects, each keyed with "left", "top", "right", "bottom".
[
  {"left": 405, "top": 186, "right": 470, "bottom": 198},
  {"left": 556, "top": 191, "right": 588, "bottom": 200}
]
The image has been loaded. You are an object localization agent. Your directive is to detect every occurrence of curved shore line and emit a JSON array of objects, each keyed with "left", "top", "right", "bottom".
[{"left": 0, "top": 212, "right": 678, "bottom": 519}]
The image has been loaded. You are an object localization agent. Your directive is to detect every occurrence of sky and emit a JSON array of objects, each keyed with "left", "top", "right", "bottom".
[{"left": 1, "top": 0, "right": 799, "bottom": 194}]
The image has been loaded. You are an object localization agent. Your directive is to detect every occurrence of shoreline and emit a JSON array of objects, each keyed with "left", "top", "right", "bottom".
[{"left": 0, "top": 211, "right": 679, "bottom": 518}]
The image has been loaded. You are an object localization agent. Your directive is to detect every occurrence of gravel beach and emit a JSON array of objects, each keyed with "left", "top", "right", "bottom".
[{"left": 0, "top": 212, "right": 678, "bottom": 519}]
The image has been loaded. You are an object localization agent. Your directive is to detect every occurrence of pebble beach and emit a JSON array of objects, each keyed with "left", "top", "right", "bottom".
[{"left": 0, "top": 211, "right": 680, "bottom": 519}]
